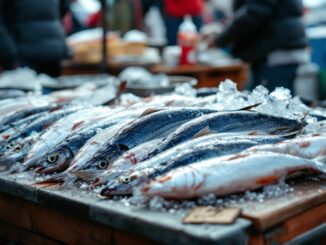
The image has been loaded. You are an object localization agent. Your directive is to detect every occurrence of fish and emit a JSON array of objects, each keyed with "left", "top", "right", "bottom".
[
  {"left": 31, "top": 122, "right": 133, "bottom": 187},
  {"left": 68, "top": 108, "right": 216, "bottom": 172},
  {"left": 0, "top": 104, "right": 65, "bottom": 127},
  {"left": 0, "top": 96, "right": 52, "bottom": 118},
  {"left": 246, "top": 135, "right": 326, "bottom": 161},
  {"left": 0, "top": 109, "right": 50, "bottom": 135},
  {"left": 0, "top": 106, "right": 88, "bottom": 171},
  {"left": 0, "top": 105, "right": 83, "bottom": 154},
  {"left": 133, "top": 152, "right": 325, "bottom": 199},
  {"left": 0, "top": 136, "right": 35, "bottom": 171},
  {"left": 33, "top": 109, "right": 145, "bottom": 174},
  {"left": 149, "top": 111, "right": 305, "bottom": 157},
  {"left": 98, "top": 135, "right": 286, "bottom": 195},
  {"left": 22, "top": 107, "right": 114, "bottom": 170},
  {"left": 73, "top": 138, "right": 163, "bottom": 182},
  {"left": 57, "top": 121, "right": 134, "bottom": 175}
]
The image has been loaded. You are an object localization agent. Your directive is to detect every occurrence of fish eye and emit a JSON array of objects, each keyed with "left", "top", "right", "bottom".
[
  {"left": 121, "top": 176, "right": 131, "bottom": 184},
  {"left": 5, "top": 142, "right": 15, "bottom": 149},
  {"left": 97, "top": 159, "right": 109, "bottom": 169},
  {"left": 14, "top": 143, "right": 24, "bottom": 152},
  {"left": 47, "top": 153, "right": 59, "bottom": 163}
]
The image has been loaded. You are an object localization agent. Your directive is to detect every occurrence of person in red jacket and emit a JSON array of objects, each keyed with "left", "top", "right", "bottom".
[{"left": 164, "top": 0, "right": 204, "bottom": 45}]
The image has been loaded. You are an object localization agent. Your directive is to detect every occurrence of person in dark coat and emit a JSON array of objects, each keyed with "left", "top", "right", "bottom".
[
  {"left": 214, "top": 0, "right": 309, "bottom": 93},
  {"left": 0, "top": 0, "right": 70, "bottom": 77}
]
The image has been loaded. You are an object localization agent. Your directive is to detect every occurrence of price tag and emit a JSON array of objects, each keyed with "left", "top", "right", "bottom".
[{"left": 183, "top": 207, "right": 241, "bottom": 224}]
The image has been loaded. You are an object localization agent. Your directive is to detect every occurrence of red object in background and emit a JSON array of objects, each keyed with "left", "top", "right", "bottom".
[
  {"left": 177, "top": 17, "right": 198, "bottom": 65},
  {"left": 178, "top": 32, "right": 197, "bottom": 65},
  {"left": 179, "top": 45, "right": 196, "bottom": 65},
  {"left": 86, "top": 11, "right": 102, "bottom": 27},
  {"left": 63, "top": 12, "right": 73, "bottom": 34},
  {"left": 164, "top": 0, "right": 203, "bottom": 17}
]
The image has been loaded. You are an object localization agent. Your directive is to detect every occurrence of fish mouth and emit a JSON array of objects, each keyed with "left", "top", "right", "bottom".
[
  {"left": 99, "top": 182, "right": 133, "bottom": 197},
  {"left": 35, "top": 161, "right": 71, "bottom": 175},
  {"left": 91, "top": 170, "right": 128, "bottom": 187}
]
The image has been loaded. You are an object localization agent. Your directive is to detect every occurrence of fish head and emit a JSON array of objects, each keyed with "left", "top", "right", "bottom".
[
  {"left": 35, "top": 146, "right": 73, "bottom": 174},
  {"left": 2, "top": 139, "right": 33, "bottom": 163},
  {"left": 0, "top": 140, "right": 18, "bottom": 156},
  {"left": 91, "top": 170, "right": 128, "bottom": 187},
  {"left": 98, "top": 172, "right": 144, "bottom": 196},
  {"left": 77, "top": 144, "right": 126, "bottom": 172}
]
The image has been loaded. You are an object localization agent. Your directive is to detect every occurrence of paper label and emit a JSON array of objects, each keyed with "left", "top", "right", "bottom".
[{"left": 183, "top": 207, "right": 241, "bottom": 224}]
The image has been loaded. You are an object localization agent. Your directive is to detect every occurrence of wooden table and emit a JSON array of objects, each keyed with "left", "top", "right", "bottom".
[
  {"left": 0, "top": 173, "right": 324, "bottom": 245},
  {"left": 62, "top": 61, "right": 249, "bottom": 90},
  {"left": 150, "top": 63, "right": 248, "bottom": 89}
]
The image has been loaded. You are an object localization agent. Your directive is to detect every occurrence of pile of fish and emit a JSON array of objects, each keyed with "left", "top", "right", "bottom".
[{"left": 0, "top": 80, "right": 325, "bottom": 201}]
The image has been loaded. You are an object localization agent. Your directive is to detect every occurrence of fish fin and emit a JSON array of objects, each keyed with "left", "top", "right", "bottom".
[
  {"left": 42, "top": 122, "right": 52, "bottom": 131},
  {"left": 238, "top": 103, "right": 262, "bottom": 111},
  {"left": 192, "top": 126, "right": 215, "bottom": 139},
  {"left": 268, "top": 126, "right": 301, "bottom": 136},
  {"left": 119, "top": 80, "right": 127, "bottom": 93},
  {"left": 72, "top": 121, "right": 84, "bottom": 131},
  {"left": 103, "top": 80, "right": 127, "bottom": 106},
  {"left": 139, "top": 108, "right": 163, "bottom": 118},
  {"left": 48, "top": 105, "right": 64, "bottom": 113},
  {"left": 70, "top": 170, "right": 102, "bottom": 181},
  {"left": 165, "top": 100, "right": 175, "bottom": 107},
  {"left": 256, "top": 175, "right": 279, "bottom": 185}
]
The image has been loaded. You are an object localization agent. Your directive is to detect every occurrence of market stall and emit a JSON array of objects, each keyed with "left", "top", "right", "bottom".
[
  {"left": 0, "top": 71, "right": 325, "bottom": 244},
  {"left": 0, "top": 175, "right": 324, "bottom": 245},
  {"left": 1, "top": 1, "right": 326, "bottom": 243}
]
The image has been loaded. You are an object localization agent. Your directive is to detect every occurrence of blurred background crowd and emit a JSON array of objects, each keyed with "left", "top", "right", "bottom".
[{"left": 0, "top": 0, "right": 326, "bottom": 100}]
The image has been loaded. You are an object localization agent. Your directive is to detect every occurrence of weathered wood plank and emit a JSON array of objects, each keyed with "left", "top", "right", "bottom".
[{"left": 241, "top": 180, "right": 326, "bottom": 231}]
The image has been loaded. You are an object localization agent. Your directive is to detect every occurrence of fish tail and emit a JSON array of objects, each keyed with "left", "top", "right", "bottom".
[
  {"left": 238, "top": 103, "right": 262, "bottom": 111},
  {"left": 102, "top": 80, "right": 127, "bottom": 106}
]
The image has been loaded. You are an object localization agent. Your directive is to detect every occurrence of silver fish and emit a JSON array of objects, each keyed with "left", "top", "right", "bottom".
[
  {"left": 246, "top": 135, "right": 326, "bottom": 161},
  {"left": 136, "top": 152, "right": 325, "bottom": 199},
  {"left": 23, "top": 107, "right": 114, "bottom": 169}
]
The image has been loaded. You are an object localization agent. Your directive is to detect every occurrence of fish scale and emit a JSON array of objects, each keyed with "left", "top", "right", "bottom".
[
  {"left": 75, "top": 108, "right": 217, "bottom": 172},
  {"left": 151, "top": 111, "right": 305, "bottom": 156},
  {"left": 99, "top": 135, "right": 286, "bottom": 196},
  {"left": 0, "top": 105, "right": 83, "bottom": 156},
  {"left": 33, "top": 109, "right": 146, "bottom": 174}
]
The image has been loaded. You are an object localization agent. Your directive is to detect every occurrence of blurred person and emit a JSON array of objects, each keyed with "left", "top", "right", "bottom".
[
  {"left": 0, "top": 0, "right": 71, "bottom": 77},
  {"left": 208, "top": 0, "right": 309, "bottom": 93},
  {"left": 163, "top": 0, "right": 204, "bottom": 45},
  {"left": 210, "top": 0, "right": 233, "bottom": 22}
]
